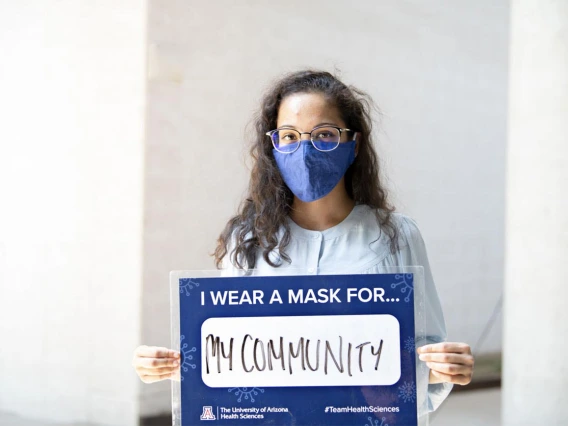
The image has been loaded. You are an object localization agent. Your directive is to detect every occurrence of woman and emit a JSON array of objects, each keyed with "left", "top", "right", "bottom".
[{"left": 132, "top": 70, "right": 474, "bottom": 413}]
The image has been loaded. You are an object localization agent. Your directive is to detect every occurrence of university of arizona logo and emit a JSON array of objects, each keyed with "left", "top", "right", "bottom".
[{"left": 200, "top": 406, "right": 216, "bottom": 421}]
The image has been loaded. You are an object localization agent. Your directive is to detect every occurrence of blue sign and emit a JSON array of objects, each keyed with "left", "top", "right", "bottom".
[{"left": 176, "top": 273, "right": 418, "bottom": 426}]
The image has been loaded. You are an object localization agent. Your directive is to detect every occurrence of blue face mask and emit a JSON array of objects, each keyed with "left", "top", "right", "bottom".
[{"left": 273, "top": 140, "right": 357, "bottom": 202}]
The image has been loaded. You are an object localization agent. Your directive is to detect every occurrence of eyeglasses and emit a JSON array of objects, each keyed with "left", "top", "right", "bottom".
[{"left": 266, "top": 125, "right": 352, "bottom": 153}]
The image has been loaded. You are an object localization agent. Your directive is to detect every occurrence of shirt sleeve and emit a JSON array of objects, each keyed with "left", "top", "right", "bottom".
[{"left": 397, "top": 215, "right": 453, "bottom": 413}]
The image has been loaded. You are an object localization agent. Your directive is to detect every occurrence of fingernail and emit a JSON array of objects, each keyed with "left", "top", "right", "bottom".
[
  {"left": 418, "top": 355, "right": 425, "bottom": 361},
  {"left": 174, "top": 353, "right": 180, "bottom": 358},
  {"left": 173, "top": 361, "right": 179, "bottom": 366}
]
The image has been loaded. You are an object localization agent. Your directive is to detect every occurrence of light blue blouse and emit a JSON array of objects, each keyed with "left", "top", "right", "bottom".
[{"left": 223, "top": 204, "right": 453, "bottom": 414}]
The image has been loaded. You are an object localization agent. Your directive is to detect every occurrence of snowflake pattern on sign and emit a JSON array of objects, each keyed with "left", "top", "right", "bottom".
[
  {"left": 390, "top": 274, "right": 414, "bottom": 302},
  {"left": 228, "top": 387, "right": 265, "bottom": 403},
  {"left": 179, "top": 278, "right": 199, "bottom": 297},
  {"left": 179, "top": 334, "right": 197, "bottom": 381},
  {"left": 364, "top": 416, "right": 389, "bottom": 426},
  {"left": 404, "top": 336, "right": 415, "bottom": 353},
  {"left": 398, "top": 381, "right": 417, "bottom": 403}
]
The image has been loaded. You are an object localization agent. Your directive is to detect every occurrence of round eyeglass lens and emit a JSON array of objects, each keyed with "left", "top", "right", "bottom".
[
  {"left": 311, "top": 127, "right": 340, "bottom": 151},
  {"left": 272, "top": 129, "right": 301, "bottom": 153}
]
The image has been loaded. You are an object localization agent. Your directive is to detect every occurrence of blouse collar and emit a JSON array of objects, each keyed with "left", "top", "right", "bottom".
[{"left": 286, "top": 204, "right": 368, "bottom": 241}]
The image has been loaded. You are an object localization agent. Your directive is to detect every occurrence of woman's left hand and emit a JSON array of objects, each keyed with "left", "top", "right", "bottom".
[{"left": 417, "top": 342, "right": 474, "bottom": 385}]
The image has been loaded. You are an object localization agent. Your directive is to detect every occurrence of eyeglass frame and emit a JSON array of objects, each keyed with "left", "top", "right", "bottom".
[{"left": 265, "top": 125, "right": 354, "bottom": 153}]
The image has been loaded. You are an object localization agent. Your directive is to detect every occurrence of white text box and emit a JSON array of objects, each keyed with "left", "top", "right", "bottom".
[{"left": 201, "top": 314, "right": 401, "bottom": 387}]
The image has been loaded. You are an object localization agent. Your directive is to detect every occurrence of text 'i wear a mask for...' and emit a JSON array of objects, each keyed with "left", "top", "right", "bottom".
[{"left": 273, "top": 140, "right": 357, "bottom": 202}]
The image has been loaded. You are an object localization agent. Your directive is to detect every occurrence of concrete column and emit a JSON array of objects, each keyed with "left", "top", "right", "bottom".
[
  {"left": 0, "top": 1, "right": 146, "bottom": 424},
  {"left": 503, "top": 1, "right": 568, "bottom": 425}
]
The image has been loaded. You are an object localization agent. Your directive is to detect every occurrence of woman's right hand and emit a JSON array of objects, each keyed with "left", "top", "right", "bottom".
[{"left": 132, "top": 345, "right": 181, "bottom": 383}]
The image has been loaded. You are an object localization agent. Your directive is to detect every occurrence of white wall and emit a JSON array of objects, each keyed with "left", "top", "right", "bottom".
[
  {"left": 503, "top": 0, "right": 568, "bottom": 424},
  {"left": 142, "top": 0, "right": 509, "bottom": 416},
  {"left": 0, "top": 1, "right": 146, "bottom": 424}
]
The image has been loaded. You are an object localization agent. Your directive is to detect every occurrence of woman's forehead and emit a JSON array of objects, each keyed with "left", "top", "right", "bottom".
[{"left": 277, "top": 92, "right": 344, "bottom": 128}]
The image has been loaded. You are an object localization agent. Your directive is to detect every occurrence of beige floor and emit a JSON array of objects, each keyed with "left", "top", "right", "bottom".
[
  {"left": 0, "top": 413, "right": 95, "bottom": 426},
  {"left": 0, "top": 388, "right": 501, "bottom": 426},
  {"left": 431, "top": 388, "right": 501, "bottom": 426}
]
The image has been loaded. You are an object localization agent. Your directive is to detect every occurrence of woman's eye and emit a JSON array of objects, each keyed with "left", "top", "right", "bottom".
[
  {"left": 281, "top": 133, "right": 297, "bottom": 141},
  {"left": 315, "top": 132, "right": 331, "bottom": 139}
]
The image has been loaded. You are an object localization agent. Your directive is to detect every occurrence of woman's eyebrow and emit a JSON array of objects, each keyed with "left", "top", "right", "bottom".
[{"left": 277, "top": 122, "right": 340, "bottom": 129}]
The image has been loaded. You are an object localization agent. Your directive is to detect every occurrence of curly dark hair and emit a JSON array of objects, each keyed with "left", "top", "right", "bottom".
[{"left": 214, "top": 69, "right": 398, "bottom": 270}]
